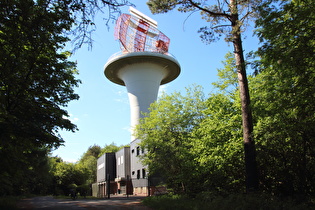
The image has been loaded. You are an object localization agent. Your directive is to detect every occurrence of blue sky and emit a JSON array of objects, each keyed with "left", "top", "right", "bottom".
[{"left": 52, "top": 1, "right": 259, "bottom": 162}]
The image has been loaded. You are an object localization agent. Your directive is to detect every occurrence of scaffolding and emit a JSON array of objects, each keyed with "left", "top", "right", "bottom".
[{"left": 114, "top": 13, "right": 170, "bottom": 54}]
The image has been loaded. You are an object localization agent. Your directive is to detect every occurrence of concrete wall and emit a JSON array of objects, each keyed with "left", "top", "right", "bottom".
[{"left": 130, "top": 139, "right": 148, "bottom": 189}]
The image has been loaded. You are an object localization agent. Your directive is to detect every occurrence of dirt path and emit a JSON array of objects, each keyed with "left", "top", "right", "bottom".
[{"left": 17, "top": 195, "right": 152, "bottom": 209}]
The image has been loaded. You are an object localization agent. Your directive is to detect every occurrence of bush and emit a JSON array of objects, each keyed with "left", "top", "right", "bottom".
[
  {"left": 0, "top": 196, "right": 19, "bottom": 209},
  {"left": 143, "top": 192, "right": 314, "bottom": 210},
  {"left": 143, "top": 194, "right": 196, "bottom": 210}
]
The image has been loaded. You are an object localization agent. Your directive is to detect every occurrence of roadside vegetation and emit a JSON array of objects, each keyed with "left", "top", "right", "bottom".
[{"left": 142, "top": 193, "right": 314, "bottom": 210}]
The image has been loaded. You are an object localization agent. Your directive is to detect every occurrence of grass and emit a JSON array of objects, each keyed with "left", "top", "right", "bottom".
[{"left": 142, "top": 192, "right": 315, "bottom": 210}]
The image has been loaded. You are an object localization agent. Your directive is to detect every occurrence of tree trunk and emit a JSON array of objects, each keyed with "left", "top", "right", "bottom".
[{"left": 230, "top": 0, "right": 259, "bottom": 192}]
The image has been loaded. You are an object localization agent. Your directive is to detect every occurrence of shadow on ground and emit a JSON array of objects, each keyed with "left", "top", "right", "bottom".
[{"left": 17, "top": 195, "right": 152, "bottom": 209}]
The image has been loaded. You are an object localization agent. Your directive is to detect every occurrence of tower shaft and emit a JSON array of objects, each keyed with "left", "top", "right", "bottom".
[{"left": 119, "top": 62, "right": 166, "bottom": 140}]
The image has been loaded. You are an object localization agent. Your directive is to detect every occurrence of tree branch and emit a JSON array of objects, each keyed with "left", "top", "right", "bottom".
[{"left": 187, "top": 0, "right": 231, "bottom": 19}]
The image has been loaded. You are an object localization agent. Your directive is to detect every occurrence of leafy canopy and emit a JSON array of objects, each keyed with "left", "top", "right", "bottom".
[{"left": 0, "top": 0, "right": 79, "bottom": 195}]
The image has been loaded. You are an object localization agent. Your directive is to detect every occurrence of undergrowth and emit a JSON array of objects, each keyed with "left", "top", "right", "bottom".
[{"left": 142, "top": 192, "right": 315, "bottom": 210}]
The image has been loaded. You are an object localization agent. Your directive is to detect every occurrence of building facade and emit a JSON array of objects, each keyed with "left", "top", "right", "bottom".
[
  {"left": 96, "top": 153, "right": 116, "bottom": 197},
  {"left": 96, "top": 146, "right": 155, "bottom": 197}
]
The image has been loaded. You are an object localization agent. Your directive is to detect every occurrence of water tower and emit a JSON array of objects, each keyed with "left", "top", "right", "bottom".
[{"left": 104, "top": 7, "right": 180, "bottom": 195}]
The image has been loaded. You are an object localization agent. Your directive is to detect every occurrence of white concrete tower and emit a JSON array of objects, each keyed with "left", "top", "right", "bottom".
[
  {"left": 105, "top": 52, "right": 180, "bottom": 140},
  {"left": 104, "top": 7, "right": 180, "bottom": 195}
]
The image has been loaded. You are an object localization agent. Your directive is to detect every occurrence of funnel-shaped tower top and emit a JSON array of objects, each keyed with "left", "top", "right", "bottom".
[{"left": 114, "top": 7, "right": 170, "bottom": 53}]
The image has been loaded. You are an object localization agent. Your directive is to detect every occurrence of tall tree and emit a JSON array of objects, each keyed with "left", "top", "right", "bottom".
[
  {"left": 147, "top": 0, "right": 259, "bottom": 191},
  {"left": 0, "top": 0, "right": 131, "bottom": 195},
  {"left": 0, "top": 0, "right": 79, "bottom": 195}
]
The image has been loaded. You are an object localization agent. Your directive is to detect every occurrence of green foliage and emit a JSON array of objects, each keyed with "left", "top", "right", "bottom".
[
  {"left": 190, "top": 56, "right": 243, "bottom": 193},
  {"left": 251, "top": 0, "right": 315, "bottom": 196},
  {"left": 0, "top": 0, "right": 131, "bottom": 197},
  {"left": 147, "top": 0, "right": 260, "bottom": 43},
  {"left": 0, "top": 196, "right": 20, "bottom": 209},
  {"left": 137, "top": 85, "right": 206, "bottom": 194},
  {"left": 191, "top": 93, "right": 244, "bottom": 193},
  {"left": 143, "top": 194, "right": 195, "bottom": 210},
  {"left": 76, "top": 145, "right": 101, "bottom": 185},
  {"left": 146, "top": 0, "right": 260, "bottom": 191},
  {"left": 0, "top": 0, "right": 80, "bottom": 196},
  {"left": 143, "top": 193, "right": 314, "bottom": 210},
  {"left": 99, "top": 142, "right": 126, "bottom": 156},
  {"left": 49, "top": 157, "right": 88, "bottom": 195},
  {"left": 212, "top": 52, "right": 238, "bottom": 94},
  {"left": 138, "top": 0, "right": 314, "bottom": 201}
]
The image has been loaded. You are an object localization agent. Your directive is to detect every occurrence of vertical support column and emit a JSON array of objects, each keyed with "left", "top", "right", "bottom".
[{"left": 107, "top": 174, "right": 111, "bottom": 199}]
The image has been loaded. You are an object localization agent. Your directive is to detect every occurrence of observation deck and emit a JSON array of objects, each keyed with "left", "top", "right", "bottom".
[{"left": 104, "top": 51, "right": 180, "bottom": 86}]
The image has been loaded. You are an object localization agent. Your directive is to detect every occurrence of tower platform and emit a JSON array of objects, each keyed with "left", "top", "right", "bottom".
[{"left": 104, "top": 51, "right": 180, "bottom": 86}]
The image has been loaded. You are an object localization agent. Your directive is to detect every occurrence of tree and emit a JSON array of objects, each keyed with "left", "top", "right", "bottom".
[
  {"left": 0, "top": 0, "right": 79, "bottom": 195},
  {"left": 212, "top": 52, "right": 239, "bottom": 95},
  {"left": 99, "top": 142, "right": 126, "bottom": 156},
  {"left": 50, "top": 157, "right": 87, "bottom": 195},
  {"left": 191, "top": 53, "right": 244, "bottom": 194},
  {"left": 65, "top": 0, "right": 132, "bottom": 50},
  {"left": 0, "top": 0, "right": 131, "bottom": 196},
  {"left": 191, "top": 93, "right": 244, "bottom": 193},
  {"left": 251, "top": 0, "right": 315, "bottom": 197},
  {"left": 147, "top": 0, "right": 259, "bottom": 191},
  {"left": 77, "top": 145, "right": 102, "bottom": 185},
  {"left": 137, "top": 86, "right": 206, "bottom": 194}
]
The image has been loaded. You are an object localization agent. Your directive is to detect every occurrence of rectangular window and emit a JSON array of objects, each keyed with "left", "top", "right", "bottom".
[
  {"left": 137, "top": 170, "right": 140, "bottom": 179},
  {"left": 136, "top": 146, "right": 140, "bottom": 156},
  {"left": 142, "top": 168, "right": 146, "bottom": 178}
]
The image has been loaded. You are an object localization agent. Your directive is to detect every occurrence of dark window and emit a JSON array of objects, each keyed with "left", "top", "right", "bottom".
[
  {"left": 132, "top": 171, "right": 135, "bottom": 175},
  {"left": 142, "top": 147, "right": 145, "bottom": 154},
  {"left": 137, "top": 170, "right": 140, "bottom": 179},
  {"left": 136, "top": 146, "right": 140, "bottom": 156},
  {"left": 131, "top": 149, "right": 134, "bottom": 153},
  {"left": 142, "top": 169, "right": 146, "bottom": 178}
]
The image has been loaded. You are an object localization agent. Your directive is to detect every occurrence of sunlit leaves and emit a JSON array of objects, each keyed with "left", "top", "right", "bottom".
[
  {"left": 136, "top": 85, "right": 206, "bottom": 194},
  {"left": 252, "top": 0, "right": 315, "bottom": 196}
]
